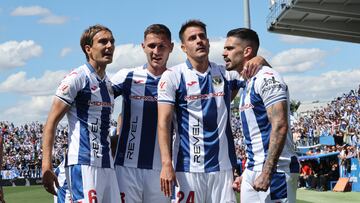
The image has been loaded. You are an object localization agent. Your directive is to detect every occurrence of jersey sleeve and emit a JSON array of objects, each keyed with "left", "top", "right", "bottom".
[
  {"left": 111, "top": 68, "right": 131, "bottom": 98},
  {"left": 55, "top": 70, "right": 83, "bottom": 106},
  {"left": 157, "top": 69, "right": 178, "bottom": 104},
  {"left": 255, "top": 67, "right": 288, "bottom": 108}
]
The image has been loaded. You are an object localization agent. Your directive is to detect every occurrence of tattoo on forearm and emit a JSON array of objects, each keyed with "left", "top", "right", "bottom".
[{"left": 264, "top": 102, "right": 288, "bottom": 173}]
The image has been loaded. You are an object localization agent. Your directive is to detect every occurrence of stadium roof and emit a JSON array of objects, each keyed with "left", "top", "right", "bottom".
[
  {"left": 267, "top": 0, "right": 360, "bottom": 43},
  {"left": 297, "top": 101, "right": 329, "bottom": 114}
]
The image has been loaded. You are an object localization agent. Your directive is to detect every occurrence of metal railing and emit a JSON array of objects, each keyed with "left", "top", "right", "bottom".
[{"left": 266, "top": 0, "right": 292, "bottom": 28}]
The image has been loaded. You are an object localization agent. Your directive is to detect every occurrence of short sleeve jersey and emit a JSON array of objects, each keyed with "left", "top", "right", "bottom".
[
  {"left": 239, "top": 66, "right": 298, "bottom": 173},
  {"left": 158, "top": 60, "right": 245, "bottom": 173},
  {"left": 56, "top": 63, "right": 114, "bottom": 168},
  {"left": 111, "top": 65, "right": 162, "bottom": 170}
]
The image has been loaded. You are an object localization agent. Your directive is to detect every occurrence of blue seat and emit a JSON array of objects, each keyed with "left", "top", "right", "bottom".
[{"left": 329, "top": 181, "right": 337, "bottom": 191}]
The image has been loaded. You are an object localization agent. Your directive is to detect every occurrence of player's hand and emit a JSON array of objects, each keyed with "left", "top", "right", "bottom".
[
  {"left": 160, "top": 163, "right": 177, "bottom": 197},
  {"left": 232, "top": 176, "right": 242, "bottom": 193},
  {"left": 253, "top": 172, "right": 271, "bottom": 192},
  {"left": 42, "top": 169, "right": 60, "bottom": 195},
  {"left": 242, "top": 55, "right": 265, "bottom": 80}
]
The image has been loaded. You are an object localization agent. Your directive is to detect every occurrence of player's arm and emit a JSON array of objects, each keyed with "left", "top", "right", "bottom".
[
  {"left": 242, "top": 55, "right": 270, "bottom": 79},
  {"left": 253, "top": 100, "right": 288, "bottom": 191},
  {"left": 42, "top": 97, "right": 70, "bottom": 195},
  {"left": 158, "top": 103, "right": 176, "bottom": 197}
]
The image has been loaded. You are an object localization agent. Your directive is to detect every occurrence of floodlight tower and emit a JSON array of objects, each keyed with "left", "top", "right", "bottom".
[{"left": 243, "top": 0, "right": 251, "bottom": 28}]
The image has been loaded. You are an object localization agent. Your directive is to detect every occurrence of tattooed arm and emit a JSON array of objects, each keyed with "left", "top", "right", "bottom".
[{"left": 252, "top": 100, "right": 288, "bottom": 192}]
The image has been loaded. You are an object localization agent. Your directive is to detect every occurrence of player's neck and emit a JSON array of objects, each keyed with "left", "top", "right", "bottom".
[
  {"left": 188, "top": 57, "right": 209, "bottom": 73},
  {"left": 147, "top": 65, "right": 166, "bottom": 76},
  {"left": 88, "top": 61, "right": 106, "bottom": 79}
]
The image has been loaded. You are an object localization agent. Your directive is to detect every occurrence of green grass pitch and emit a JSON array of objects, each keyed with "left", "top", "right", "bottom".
[{"left": 3, "top": 185, "right": 360, "bottom": 203}]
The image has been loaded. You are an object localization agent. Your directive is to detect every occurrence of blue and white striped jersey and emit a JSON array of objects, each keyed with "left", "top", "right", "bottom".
[
  {"left": 239, "top": 66, "right": 298, "bottom": 173},
  {"left": 111, "top": 65, "right": 162, "bottom": 170},
  {"left": 55, "top": 63, "right": 114, "bottom": 168},
  {"left": 158, "top": 60, "right": 244, "bottom": 173}
]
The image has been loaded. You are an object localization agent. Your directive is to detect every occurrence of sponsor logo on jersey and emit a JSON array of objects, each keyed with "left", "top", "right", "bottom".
[
  {"left": 192, "top": 118, "right": 201, "bottom": 163},
  {"left": 239, "top": 103, "right": 254, "bottom": 112},
  {"left": 88, "top": 101, "right": 113, "bottom": 107},
  {"left": 159, "top": 81, "right": 166, "bottom": 91},
  {"left": 91, "top": 85, "right": 97, "bottom": 91},
  {"left": 127, "top": 116, "right": 138, "bottom": 160},
  {"left": 187, "top": 81, "right": 198, "bottom": 86},
  {"left": 262, "top": 76, "right": 284, "bottom": 94},
  {"left": 184, "top": 92, "right": 225, "bottom": 101},
  {"left": 129, "top": 95, "right": 157, "bottom": 102},
  {"left": 134, "top": 80, "right": 145, "bottom": 84},
  {"left": 59, "top": 84, "right": 70, "bottom": 95}
]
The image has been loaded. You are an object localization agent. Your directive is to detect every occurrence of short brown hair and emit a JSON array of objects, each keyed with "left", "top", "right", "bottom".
[
  {"left": 144, "top": 24, "right": 171, "bottom": 41},
  {"left": 80, "top": 24, "right": 113, "bottom": 60},
  {"left": 178, "top": 19, "right": 206, "bottom": 43}
]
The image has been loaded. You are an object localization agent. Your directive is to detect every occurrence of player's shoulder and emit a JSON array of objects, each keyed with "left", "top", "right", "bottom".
[
  {"left": 61, "top": 64, "right": 88, "bottom": 83},
  {"left": 163, "top": 63, "right": 186, "bottom": 76},
  {"left": 256, "top": 66, "right": 282, "bottom": 79},
  {"left": 111, "top": 67, "right": 136, "bottom": 83}
]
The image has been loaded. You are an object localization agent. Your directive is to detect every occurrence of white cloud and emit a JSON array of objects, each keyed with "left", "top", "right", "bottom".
[
  {"left": 0, "top": 95, "right": 54, "bottom": 125},
  {"left": 279, "top": 34, "right": 319, "bottom": 44},
  {"left": 11, "top": 6, "right": 68, "bottom": 25},
  {"left": 107, "top": 43, "right": 146, "bottom": 73},
  {"left": 285, "top": 68, "right": 360, "bottom": 102},
  {"left": 60, "top": 47, "right": 72, "bottom": 57},
  {"left": 11, "top": 6, "right": 50, "bottom": 16},
  {"left": 107, "top": 38, "right": 281, "bottom": 75},
  {"left": 108, "top": 39, "right": 228, "bottom": 74},
  {"left": 0, "top": 70, "right": 67, "bottom": 96},
  {"left": 271, "top": 48, "right": 327, "bottom": 73},
  {"left": 0, "top": 40, "right": 42, "bottom": 71},
  {"left": 38, "top": 15, "right": 69, "bottom": 24}
]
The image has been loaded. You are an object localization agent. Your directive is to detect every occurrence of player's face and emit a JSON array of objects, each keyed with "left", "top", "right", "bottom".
[
  {"left": 223, "top": 36, "right": 245, "bottom": 71},
  {"left": 86, "top": 30, "right": 115, "bottom": 66},
  {"left": 181, "top": 26, "right": 209, "bottom": 61},
  {"left": 142, "top": 33, "right": 173, "bottom": 70}
]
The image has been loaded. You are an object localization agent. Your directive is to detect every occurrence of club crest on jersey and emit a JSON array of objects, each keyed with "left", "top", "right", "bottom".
[{"left": 212, "top": 76, "right": 222, "bottom": 86}]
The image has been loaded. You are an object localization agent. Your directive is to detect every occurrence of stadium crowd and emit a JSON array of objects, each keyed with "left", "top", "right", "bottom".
[{"left": 0, "top": 121, "right": 67, "bottom": 179}]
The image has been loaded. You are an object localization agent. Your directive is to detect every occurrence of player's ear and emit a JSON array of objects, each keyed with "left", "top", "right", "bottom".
[
  {"left": 84, "top": 44, "right": 91, "bottom": 55},
  {"left": 181, "top": 43, "right": 187, "bottom": 53},
  {"left": 141, "top": 42, "right": 145, "bottom": 50},
  {"left": 169, "top": 42, "right": 174, "bottom": 53},
  {"left": 243, "top": 46, "right": 253, "bottom": 58}
]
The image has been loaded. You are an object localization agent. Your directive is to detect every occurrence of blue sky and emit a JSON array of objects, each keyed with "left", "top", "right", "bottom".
[{"left": 0, "top": 0, "right": 359, "bottom": 125}]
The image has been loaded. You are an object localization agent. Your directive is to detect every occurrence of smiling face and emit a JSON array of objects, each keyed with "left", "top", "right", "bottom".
[
  {"left": 85, "top": 30, "right": 115, "bottom": 67},
  {"left": 180, "top": 26, "right": 209, "bottom": 62},
  {"left": 142, "top": 33, "right": 173, "bottom": 72}
]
